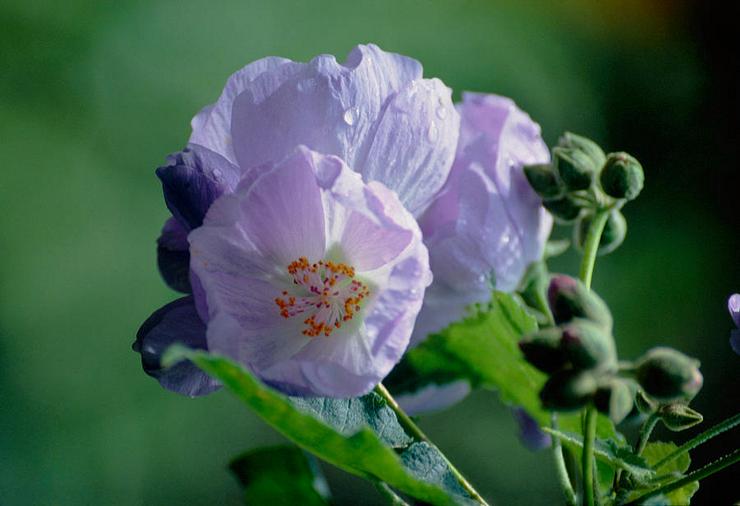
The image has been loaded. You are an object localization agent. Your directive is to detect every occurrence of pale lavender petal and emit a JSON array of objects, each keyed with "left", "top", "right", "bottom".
[
  {"left": 133, "top": 297, "right": 220, "bottom": 397},
  {"left": 157, "top": 217, "right": 191, "bottom": 293},
  {"left": 396, "top": 380, "right": 471, "bottom": 416},
  {"left": 414, "top": 93, "right": 551, "bottom": 342},
  {"left": 729, "top": 293, "right": 740, "bottom": 328},
  {"left": 189, "top": 57, "right": 301, "bottom": 164},
  {"left": 230, "top": 44, "right": 457, "bottom": 216}
]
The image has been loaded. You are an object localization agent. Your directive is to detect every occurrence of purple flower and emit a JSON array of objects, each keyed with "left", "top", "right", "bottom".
[
  {"left": 189, "top": 147, "right": 430, "bottom": 397},
  {"left": 396, "top": 380, "right": 471, "bottom": 416},
  {"left": 512, "top": 408, "right": 551, "bottom": 451},
  {"left": 729, "top": 293, "right": 740, "bottom": 355},
  {"left": 411, "top": 93, "right": 552, "bottom": 343},
  {"left": 137, "top": 44, "right": 459, "bottom": 396}
]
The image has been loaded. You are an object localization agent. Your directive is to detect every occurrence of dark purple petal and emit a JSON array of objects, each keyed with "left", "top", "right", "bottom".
[
  {"left": 512, "top": 408, "right": 551, "bottom": 451},
  {"left": 157, "top": 217, "right": 191, "bottom": 293},
  {"left": 731, "top": 330, "right": 740, "bottom": 356},
  {"left": 133, "top": 296, "right": 220, "bottom": 397},
  {"left": 156, "top": 145, "right": 240, "bottom": 230}
]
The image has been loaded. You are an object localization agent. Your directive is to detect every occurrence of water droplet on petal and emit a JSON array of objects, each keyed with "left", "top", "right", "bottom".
[
  {"left": 427, "top": 122, "right": 438, "bottom": 142},
  {"left": 477, "top": 274, "right": 487, "bottom": 283},
  {"left": 297, "top": 78, "right": 317, "bottom": 93},
  {"left": 343, "top": 106, "right": 359, "bottom": 126},
  {"left": 436, "top": 106, "right": 447, "bottom": 119},
  {"left": 212, "top": 168, "right": 222, "bottom": 179}
]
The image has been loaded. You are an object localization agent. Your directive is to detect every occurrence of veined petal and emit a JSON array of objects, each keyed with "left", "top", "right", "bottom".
[
  {"left": 133, "top": 297, "right": 220, "bottom": 397},
  {"left": 156, "top": 217, "right": 191, "bottom": 293}
]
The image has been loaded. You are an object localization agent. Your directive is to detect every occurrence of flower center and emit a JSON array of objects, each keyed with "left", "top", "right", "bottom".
[{"left": 275, "top": 257, "right": 370, "bottom": 337}]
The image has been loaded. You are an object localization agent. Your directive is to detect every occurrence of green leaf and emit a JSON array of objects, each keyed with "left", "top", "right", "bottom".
[
  {"left": 291, "top": 393, "right": 413, "bottom": 448},
  {"left": 162, "top": 346, "right": 457, "bottom": 505},
  {"left": 543, "top": 428, "right": 655, "bottom": 482},
  {"left": 400, "top": 442, "right": 478, "bottom": 506},
  {"left": 638, "top": 441, "right": 699, "bottom": 505},
  {"left": 229, "top": 445, "right": 331, "bottom": 505}
]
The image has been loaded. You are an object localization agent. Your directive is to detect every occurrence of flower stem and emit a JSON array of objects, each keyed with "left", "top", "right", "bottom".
[
  {"left": 552, "top": 415, "right": 577, "bottom": 505},
  {"left": 653, "top": 412, "right": 740, "bottom": 470},
  {"left": 636, "top": 413, "right": 660, "bottom": 455},
  {"left": 578, "top": 209, "right": 610, "bottom": 290},
  {"left": 374, "top": 383, "right": 490, "bottom": 505},
  {"left": 375, "top": 480, "right": 410, "bottom": 505},
  {"left": 626, "top": 448, "right": 740, "bottom": 505},
  {"left": 582, "top": 406, "right": 598, "bottom": 506}
]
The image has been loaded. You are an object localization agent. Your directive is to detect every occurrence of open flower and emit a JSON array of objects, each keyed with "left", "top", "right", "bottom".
[
  {"left": 188, "top": 147, "right": 430, "bottom": 397},
  {"left": 729, "top": 293, "right": 740, "bottom": 355},
  {"left": 412, "top": 93, "right": 552, "bottom": 343}
]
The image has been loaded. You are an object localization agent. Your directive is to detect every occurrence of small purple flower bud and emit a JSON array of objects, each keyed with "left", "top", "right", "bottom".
[
  {"left": 553, "top": 146, "right": 596, "bottom": 191},
  {"left": 519, "top": 327, "right": 567, "bottom": 374},
  {"left": 561, "top": 319, "right": 617, "bottom": 370},
  {"left": 635, "top": 347, "right": 703, "bottom": 402},
  {"left": 600, "top": 152, "right": 644, "bottom": 201},
  {"left": 523, "top": 163, "right": 564, "bottom": 200},
  {"left": 543, "top": 195, "right": 582, "bottom": 224},
  {"left": 657, "top": 403, "right": 703, "bottom": 432},
  {"left": 547, "top": 275, "right": 612, "bottom": 329},
  {"left": 540, "top": 370, "right": 598, "bottom": 412}
]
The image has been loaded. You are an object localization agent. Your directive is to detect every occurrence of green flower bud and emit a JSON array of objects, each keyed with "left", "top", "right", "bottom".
[
  {"left": 600, "top": 152, "right": 644, "bottom": 201},
  {"left": 540, "top": 370, "right": 598, "bottom": 412},
  {"left": 543, "top": 196, "right": 581, "bottom": 224},
  {"left": 523, "top": 163, "right": 564, "bottom": 200},
  {"left": 635, "top": 347, "right": 703, "bottom": 402},
  {"left": 594, "top": 378, "right": 634, "bottom": 424},
  {"left": 519, "top": 327, "right": 567, "bottom": 374},
  {"left": 657, "top": 403, "right": 704, "bottom": 432},
  {"left": 635, "top": 389, "right": 657, "bottom": 414},
  {"left": 547, "top": 275, "right": 613, "bottom": 329},
  {"left": 553, "top": 146, "right": 596, "bottom": 191},
  {"left": 561, "top": 319, "right": 617, "bottom": 370},
  {"left": 574, "top": 210, "right": 627, "bottom": 256},
  {"left": 558, "top": 132, "right": 607, "bottom": 168}
]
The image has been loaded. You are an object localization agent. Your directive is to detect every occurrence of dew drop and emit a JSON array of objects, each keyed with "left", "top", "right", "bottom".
[
  {"left": 427, "top": 122, "right": 439, "bottom": 142},
  {"left": 297, "top": 78, "right": 317, "bottom": 93},
  {"left": 212, "top": 168, "right": 222, "bottom": 179},
  {"left": 436, "top": 106, "right": 447, "bottom": 119},
  {"left": 343, "top": 106, "right": 359, "bottom": 126}
]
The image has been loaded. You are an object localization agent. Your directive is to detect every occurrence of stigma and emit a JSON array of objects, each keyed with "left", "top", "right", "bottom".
[{"left": 275, "top": 257, "right": 370, "bottom": 337}]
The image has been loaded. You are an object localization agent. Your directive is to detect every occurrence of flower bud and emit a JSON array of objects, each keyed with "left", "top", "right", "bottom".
[
  {"left": 547, "top": 275, "right": 613, "bottom": 329},
  {"left": 561, "top": 319, "right": 617, "bottom": 370},
  {"left": 558, "top": 132, "right": 607, "bottom": 168},
  {"left": 574, "top": 210, "right": 627, "bottom": 256},
  {"left": 553, "top": 146, "right": 596, "bottom": 191},
  {"left": 635, "top": 347, "right": 703, "bottom": 402},
  {"left": 523, "top": 163, "right": 564, "bottom": 200},
  {"left": 594, "top": 378, "right": 634, "bottom": 424},
  {"left": 635, "top": 389, "right": 657, "bottom": 414},
  {"left": 519, "top": 327, "right": 567, "bottom": 374},
  {"left": 657, "top": 403, "right": 703, "bottom": 432},
  {"left": 600, "top": 152, "right": 644, "bottom": 201},
  {"left": 540, "top": 370, "right": 597, "bottom": 412},
  {"left": 543, "top": 196, "right": 582, "bottom": 224}
]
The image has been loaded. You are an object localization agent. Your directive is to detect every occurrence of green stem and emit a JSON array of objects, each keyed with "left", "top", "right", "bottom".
[
  {"left": 374, "top": 383, "right": 489, "bottom": 505},
  {"left": 578, "top": 208, "right": 610, "bottom": 290},
  {"left": 636, "top": 413, "right": 660, "bottom": 455},
  {"left": 375, "top": 480, "right": 410, "bottom": 505},
  {"left": 653, "top": 412, "right": 740, "bottom": 470},
  {"left": 626, "top": 448, "right": 740, "bottom": 505},
  {"left": 582, "top": 406, "right": 598, "bottom": 506},
  {"left": 535, "top": 286, "right": 555, "bottom": 326},
  {"left": 552, "top": 415, "right": 577, "bottom": 505}
]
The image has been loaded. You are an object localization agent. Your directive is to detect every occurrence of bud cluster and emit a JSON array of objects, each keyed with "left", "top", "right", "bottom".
[
  {"left": 519, "top": 275, "right": 634, "bottom": 423},
  {"left": 524, "top": 133, "right": 644, "bottom": 257}
]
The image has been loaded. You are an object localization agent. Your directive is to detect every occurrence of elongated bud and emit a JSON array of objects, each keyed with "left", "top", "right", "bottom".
[
  {"left": 561, "top": 319, "right": 617, "bottom": 370},
  {"left": 547, "top": 275, "right": 613, "bottom": 329},
  {"left": 519, "top": 327, "right": 567, "bottom": 374},
  {"left": 540, "top": 370, "right": 597, "bottom": 411},
  {"left": 543, "top": 195, "right": 582, "bottom": 223},
  {"left": 657, "top": 403, "right": 703, "bottom": 431},
  {"left": 559, "top": 132, "right": 607, "bottom": 168},
  {"left": 574, "top": 210, "right": 627, "bottom": 256},
  {"left": 553, "top": 146, "right": 596, "bottom": 191},
  {"left": 600, "top": 152, "right": 644, "bottom": 201},
  {"left": 635, "top": 347, "right": 703, "bottom": 401},
  {"left": 635, "top": 389, "right": 657, "bottom": 414},
  {"left": 594, "top": 378, "right": 634, "bottom": 424},
  {"left": 524, "top": 163, "right": 564, "bottom": 200}
]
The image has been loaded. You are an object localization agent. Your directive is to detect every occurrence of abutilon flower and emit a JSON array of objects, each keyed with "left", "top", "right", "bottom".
[
  {"left": 729, "top": 293, "right": 740, "bottom": 355},
  {"left": 412, "top": 93, "right": 552, "bottom": 343}
]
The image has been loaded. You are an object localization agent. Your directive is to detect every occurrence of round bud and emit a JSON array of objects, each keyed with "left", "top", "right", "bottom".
[
  {"left": 561, "top": 319, "right": 617, "bottom": 370},
  {"left": 524, "top": 163, "right": 564, "bottom": 200},
  {"left": 553, "top": 147, "right": 596, "bottom": 191},
  {"left": 559, "top": 132, "right": 607, "bottom": 168},
  {"left": 574, "top": 210, "right": 627, "bottom": 256},
  {"left": 594, "top": 378, "right": 634, "bottom": 424},
  {"left": 519, "top": 327, "right": 567, "bottom": 374},
  {"left": 543, "top": 196, "right": 582, "bottom": 224},
  {"left": 547, "top": 275, "right": 613, "bottom": 330},
  {"left": 600, "top": 152, "right": 644, "bottom": 201},
  {"left": 635, "top": 347, "right": 703, "bottom": 402},
  {"left": 540, "top": 370, "right": 597, "bottom": 412},
  {"left": 657, "top": 403, "right": 704, "bottom": 432}
]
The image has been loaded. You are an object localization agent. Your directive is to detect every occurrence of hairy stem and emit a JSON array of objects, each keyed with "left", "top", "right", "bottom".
[
  {"left": 582, "top": 406, "right": 598, "bottom": 506},
  {"left": 375, "top": 480, "right": 410, "bottom": 505},
  {"left": 552, "top": 415, "right": 577, "bottom": 505},
  {"left": 636, "top": 413, "right": 660, "bottom": 455},
  {"left": 374, "top": 383, "right": 489, "bottom": 505},
  {"left": 578, "top": 209, "right": 609, "bottom": 290},
  {"left": 626, "top": 448, "right": 740, "bottom": 505},
  {"left": 654, "top": 412, "right": 740, "bottom": 470}
]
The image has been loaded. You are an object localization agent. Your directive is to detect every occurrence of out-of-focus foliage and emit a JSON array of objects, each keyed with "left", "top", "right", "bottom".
[{"left": 1, "top": 1, "right": 736, "bottom": 504}]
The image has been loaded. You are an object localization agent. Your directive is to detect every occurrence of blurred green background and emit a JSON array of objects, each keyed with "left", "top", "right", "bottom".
[{"left": 1, "top": 0, "right": 737, "bottom": 504}]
